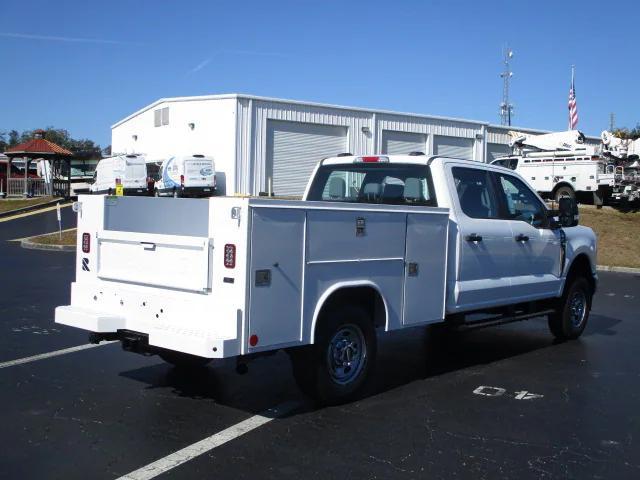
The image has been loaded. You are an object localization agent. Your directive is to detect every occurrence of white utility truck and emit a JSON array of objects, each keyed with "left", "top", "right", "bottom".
[
  {"left": 152, "top": 154, "right": 216, "bottom": 198},
  {"left": 56, "top": 154, "right": 597, "bottom": 404},
  {"left": 90, "top": 154, "right": 148, "bottom": 196},
  {"left": 492, "top": 130, "right": 617, "bottom": 206}
]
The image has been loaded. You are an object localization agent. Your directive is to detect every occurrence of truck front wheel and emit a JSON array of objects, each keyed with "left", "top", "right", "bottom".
[
  {"left": 289, "top": 305, "right": 376, "bottom": 405},
  {"left": 158, "top": 350, "right": 211, "bottom": 369},
  {"left": 548, "top": 277, "right": 591, "bottom": 341}
]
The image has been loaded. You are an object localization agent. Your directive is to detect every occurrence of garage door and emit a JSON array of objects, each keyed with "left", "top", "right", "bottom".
[
  {"left": 381, "top": 131, "right": 427, "bottom": 155},
  {"left": 267, "top": 121, "right": 348, "bottom": 197},
  {"left": 434, "top": 135, "right": 474, "bottom": 160},
  {"left": 487, "top": 143, "right": 511, "bottom": 163}
]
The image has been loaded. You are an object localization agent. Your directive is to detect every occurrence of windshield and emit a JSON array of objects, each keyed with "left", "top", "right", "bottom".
[{"left": 306, "top": 163, "right": 436, "bottom": 206}]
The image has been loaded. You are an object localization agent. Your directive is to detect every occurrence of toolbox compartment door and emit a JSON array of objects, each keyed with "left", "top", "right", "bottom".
[{"left": 96, "top": 230, "right": 211, "bottom": 292}]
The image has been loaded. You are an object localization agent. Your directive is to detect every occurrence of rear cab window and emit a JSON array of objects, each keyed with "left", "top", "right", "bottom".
[
  {"left": 306, "top": 163, "right": 437, "bottom": 206},
  {"left": 451, "top": 167, "right": 501, "bottom": 219}
]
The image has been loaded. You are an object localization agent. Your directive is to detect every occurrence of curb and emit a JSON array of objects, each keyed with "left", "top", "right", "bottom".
[
  {"left": 0, "top": 199, "right": 69, "bottom": 219},
  {"left": 596, "top": 265, "right": 640, "bottom": 274},
  {"left": 20, "top": 238, "right": 75, "bottom": 252}
]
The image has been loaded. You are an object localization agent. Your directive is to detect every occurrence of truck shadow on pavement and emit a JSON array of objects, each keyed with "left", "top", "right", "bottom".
[{"left": 118, "top": 313, "right": 620, "bottom": 416}]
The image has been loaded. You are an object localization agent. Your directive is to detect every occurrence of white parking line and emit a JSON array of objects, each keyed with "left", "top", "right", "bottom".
[
  {"left": 0, "top": 342, "right": 114, "bottom": 369},
  {"left": 0, "top": 202, "right": 72, "bottom": 223},
  {"left": 117, "top": 402, "right": 298, "bottom": 480}
]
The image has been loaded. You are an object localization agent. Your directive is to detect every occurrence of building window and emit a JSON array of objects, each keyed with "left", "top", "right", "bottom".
[{"left": 154, "top": 107, "right": 170, "bottom": 127}]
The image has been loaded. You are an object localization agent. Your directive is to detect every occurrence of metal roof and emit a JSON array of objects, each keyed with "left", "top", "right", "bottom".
[{"left": 110, "top": 93, "right": 557, "bottom": 136}]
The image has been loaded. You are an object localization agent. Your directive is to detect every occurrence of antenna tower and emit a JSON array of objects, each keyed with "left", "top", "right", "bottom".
[{"left": 499, "top": 47, "right": 514, "bottom": 126}]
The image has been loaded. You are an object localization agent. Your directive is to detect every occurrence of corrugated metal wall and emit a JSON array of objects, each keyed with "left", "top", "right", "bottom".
[
  {"left": 114, "top": 94, "right": 602, "bottom": 195},
  {"left": 239, "top": 99, "right": 372, "bottom": 194},
  {"left": 231, "top": 97, "right": 569, "bottom": 194}
]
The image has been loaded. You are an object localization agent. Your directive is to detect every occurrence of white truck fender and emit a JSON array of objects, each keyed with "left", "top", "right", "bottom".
[{"left": 309, "top": 280, "right": 389, "bottom": 344}]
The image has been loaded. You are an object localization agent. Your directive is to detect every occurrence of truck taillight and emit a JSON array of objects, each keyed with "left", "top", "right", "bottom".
[
  {"left": 82, "top": 233, "right": 90, "bottom": 253},
  {"left": 180, "top": 174, "right": 185, "bottom": 186},
  {"left": 224, "top": 244, "right": 236, "bottom": 268},
  {"left": 355, "top": 156, "right": 390, "bottom": 163}
]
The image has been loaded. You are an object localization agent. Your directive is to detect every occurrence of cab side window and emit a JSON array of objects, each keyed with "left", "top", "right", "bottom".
[
  {"left": 496, "top": 173, "right": 546, "bottom": 227},
  {"left": 452, "top": 167, "right": 501, "bottom": 219}
]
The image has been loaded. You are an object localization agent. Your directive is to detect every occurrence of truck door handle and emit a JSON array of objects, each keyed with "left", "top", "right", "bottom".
[
  {"left": 465, "top": 234, "right": 483, "bottom": 243},
  {"left": 515, "top": 234, "right": 529, "bottom": 242},
  {"left": 140, "top": 242, "right": 156, "bottom": 251}
]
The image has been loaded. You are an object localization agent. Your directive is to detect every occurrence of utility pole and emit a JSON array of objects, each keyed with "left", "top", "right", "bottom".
[
  {"left": 609, "top": 112, "right": 615, "bottom": 131},
  {"left": 499, "top": 47, "right": 514, "bottom": 126}
]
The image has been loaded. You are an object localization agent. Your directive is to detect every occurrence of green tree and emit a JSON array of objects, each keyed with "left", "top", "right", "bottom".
[
  {"left": 17, "top": 127, "right": 102, "bottom": 159},
  {"left": 612, "top": 124, "right": 640, "bottom": 140},
  {"left": 8, "top": 130, "right": 20, "bottom": 147}
]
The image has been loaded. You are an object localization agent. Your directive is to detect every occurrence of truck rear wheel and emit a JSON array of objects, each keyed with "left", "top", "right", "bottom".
[
  {"left": 289, "top": 305, "right": 376, "bottom": 405},
  {"left": 158, "top": 350, "right": 211, "bottom": 369},
  {"left": 548, "top": 277, "right": 591, "bottom": 341},
  {"left": 554, "top": 185, "right": 575, "bottom": 202}
]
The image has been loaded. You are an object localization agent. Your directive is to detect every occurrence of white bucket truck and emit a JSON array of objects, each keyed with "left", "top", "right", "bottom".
[
  {"left": 492, "top": 130, "right": 617, "bottom": 206},
  {"left": 57, "top": 154, "right": 597, "bottom": 404}
]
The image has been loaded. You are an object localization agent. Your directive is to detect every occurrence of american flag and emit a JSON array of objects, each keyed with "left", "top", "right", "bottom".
[{"left": 568, "top": 68, "right": 578, "bottom": 129}]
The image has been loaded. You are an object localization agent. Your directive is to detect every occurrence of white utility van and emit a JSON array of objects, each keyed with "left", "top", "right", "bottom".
[
  {"left": 90, "top": 155, "right": 147, "bottom": 196},
  {"left": 58, "top": 154, "right": 597, "bottom": 404},
  {"left": 153, "top": 154, "right": 216, "bottom": 198}
]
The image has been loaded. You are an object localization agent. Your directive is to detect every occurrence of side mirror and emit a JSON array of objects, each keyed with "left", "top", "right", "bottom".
[{"left": 558, "top": 197, "right": 579, "bottom": 227}]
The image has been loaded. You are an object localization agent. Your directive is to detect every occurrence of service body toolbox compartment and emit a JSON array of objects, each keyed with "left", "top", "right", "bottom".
[{"left": 56, "top": 194, "right": 449, "bottom": 358}]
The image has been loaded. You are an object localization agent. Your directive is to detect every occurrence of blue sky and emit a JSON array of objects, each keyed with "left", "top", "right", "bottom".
[{"left": 1, "top": 0, "right": 638, "bottom": 147}]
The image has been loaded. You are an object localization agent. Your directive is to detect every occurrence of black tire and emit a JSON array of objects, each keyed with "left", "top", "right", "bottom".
[
  {"left": 548, "top": 277, "right": 591, "bottom": 341},
  {"left": 158, "top": 350, "right": 211, "bottom": 369},
  {"left": 554, "top": 185, "right": 575, "bottom": 202},
  {"left": 289, "top": 305, "right": 376, "bottom": 405}
]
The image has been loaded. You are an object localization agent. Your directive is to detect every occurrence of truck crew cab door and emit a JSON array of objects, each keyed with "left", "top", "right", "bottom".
[
  {"left": 494, "top": 172, "right": 562, "bottom": 299},
  {"left": 449, "top": 166, "right": 514, "bottom": 310}
]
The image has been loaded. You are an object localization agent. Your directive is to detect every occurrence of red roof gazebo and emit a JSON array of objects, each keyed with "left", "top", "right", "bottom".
[{"left": 3, "top": 129, "right": 73, "bottom": 197}]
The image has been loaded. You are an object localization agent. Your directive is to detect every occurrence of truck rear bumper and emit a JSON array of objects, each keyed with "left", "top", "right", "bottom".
[
  {"left": 56, "top": 305, "right": 125, "bottom": 332},
  {"left": 55, "top": 305, "right": 240, "bottom": 359}
]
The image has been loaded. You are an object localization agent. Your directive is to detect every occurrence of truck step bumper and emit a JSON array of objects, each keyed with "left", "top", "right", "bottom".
[
  {"left": 55, "top": 305, "right": 125, "bottom": 332},
  {"left": 55, "top": 305, "right": 241, "bottom": 359}
]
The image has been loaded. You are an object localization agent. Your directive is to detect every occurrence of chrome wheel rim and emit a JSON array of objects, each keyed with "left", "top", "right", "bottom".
[
  {"left": 569, "top": 290, "right": 587, "bottom": 327},
  {"left": 326, "top": 324, "right": 366, "bottom": 385}
]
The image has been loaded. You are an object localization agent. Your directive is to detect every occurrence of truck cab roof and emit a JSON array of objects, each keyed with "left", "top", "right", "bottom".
[{"left": 319, "top": 154, "right": 514, "bottom": 173}]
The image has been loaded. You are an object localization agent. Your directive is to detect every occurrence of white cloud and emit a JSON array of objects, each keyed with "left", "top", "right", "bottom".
[
  {"left": 0, "top": 32, "right": 141, "bottom": 46},
  {"left": 187, "top": 58, "right": 212, "bottom": 75},
  {"left": 185, "top": 50, "right": 286, "bottom": 75}
]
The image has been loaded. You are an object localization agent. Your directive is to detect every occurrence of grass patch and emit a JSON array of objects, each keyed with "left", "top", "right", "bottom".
[
  {"left": 29, "top": 228, "right": 76, "bottom": 246},
  {"left": 0, "top": 196, "right": 54, "bottom": 213},
  {"left": 580, "top": 207, "right": 640, "bottom": 269}
]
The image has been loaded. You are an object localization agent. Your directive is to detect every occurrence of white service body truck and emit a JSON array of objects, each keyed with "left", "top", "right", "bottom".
[
  {"left": 492, "top": 131, "right": 617, "bottom": 205},
  {"left": 57, "top": 155, "right": 598, "bottom": 404}
]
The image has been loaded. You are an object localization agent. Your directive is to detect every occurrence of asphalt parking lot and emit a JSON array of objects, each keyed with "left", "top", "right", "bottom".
[{"left": 1, "top": 214, "right": 640, "bottom": 479}]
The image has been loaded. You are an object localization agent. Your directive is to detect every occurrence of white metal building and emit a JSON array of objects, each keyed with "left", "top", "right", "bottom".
[{"left": 111, "top": 94, "right": 583, "bottom": 196}]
